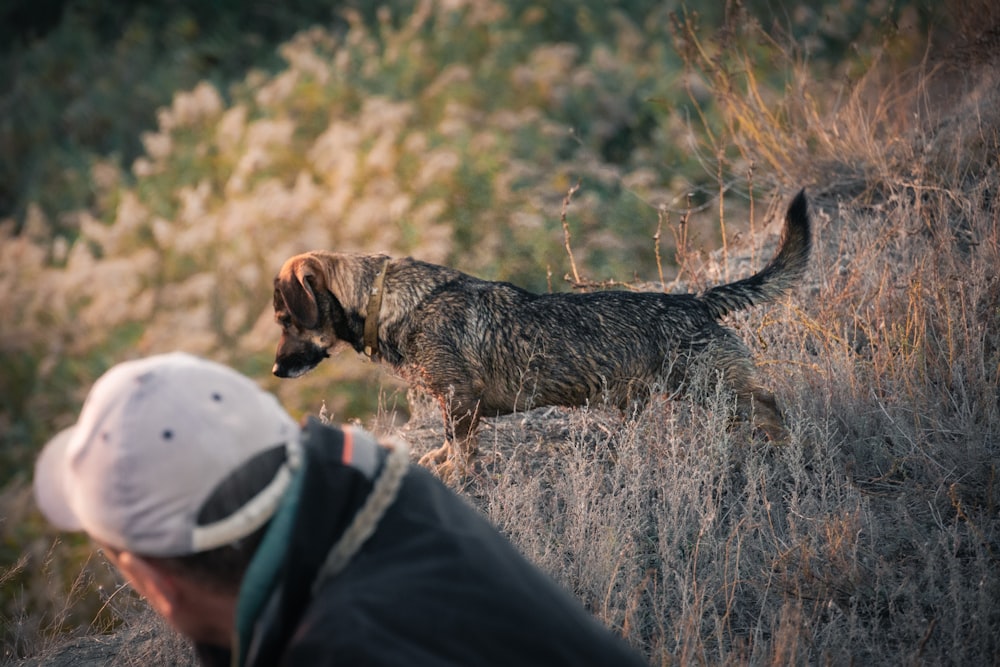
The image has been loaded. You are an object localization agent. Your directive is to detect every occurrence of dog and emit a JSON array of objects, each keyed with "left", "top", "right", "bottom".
[{"left": 273, "top": 190, "right": 811, "bottom": 473}]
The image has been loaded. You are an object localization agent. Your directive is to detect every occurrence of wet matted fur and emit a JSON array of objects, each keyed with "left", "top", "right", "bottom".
[{"left": 273, "top": 190, "right": 811, "bottom": 473}]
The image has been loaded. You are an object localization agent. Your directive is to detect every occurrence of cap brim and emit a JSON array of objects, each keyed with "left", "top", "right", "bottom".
[{"left": 34, "top": 427, "right": 84, "bottom": 531}]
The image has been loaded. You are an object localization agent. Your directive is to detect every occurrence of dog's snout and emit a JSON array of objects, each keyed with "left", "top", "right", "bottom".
[
  {"left": 272, "top": 344, "right": 326, "bottom": 379},
  {"left": 272, "top": 361, "right": 308, "bottom": 379}
]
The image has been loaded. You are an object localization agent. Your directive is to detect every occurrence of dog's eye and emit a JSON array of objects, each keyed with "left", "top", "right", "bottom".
[{"left": 277, "top": 314, "right": 292, "bottom": 327}]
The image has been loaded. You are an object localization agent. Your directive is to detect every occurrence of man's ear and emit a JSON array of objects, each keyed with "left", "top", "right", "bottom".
[{"left": 113, "top": 551, "right": 180, "bottom": 620}]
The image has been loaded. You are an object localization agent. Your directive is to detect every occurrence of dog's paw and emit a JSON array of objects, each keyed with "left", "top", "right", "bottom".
[
  {"left": 417, "top": 443, "right": 451, "bottom": 468},
  {"left": 433, "top": 457, "right": 460, "bottom": 483},
  {"left": 419, "top": 443, "right": 479, "bottom": 484},
  {"left": 760, "top": 422, "right": 790, "bottom": 446}
]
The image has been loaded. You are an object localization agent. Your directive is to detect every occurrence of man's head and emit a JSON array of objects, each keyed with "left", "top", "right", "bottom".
[{"left": 33, "top": 352, "right": 302, "bottom": 643}]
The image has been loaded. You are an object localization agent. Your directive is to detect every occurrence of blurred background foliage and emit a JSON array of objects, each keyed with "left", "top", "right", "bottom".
[
  {"left": 0, "top": 0, "right": 927, "bottom": 236},
  {"left": 1, "top": 0, "right": 948, "bottom": 649}
]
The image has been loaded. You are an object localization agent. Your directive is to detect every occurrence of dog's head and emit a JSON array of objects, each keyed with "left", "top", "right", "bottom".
[{"left": 272, "top": 252, "right": 362, "bottom": 378}]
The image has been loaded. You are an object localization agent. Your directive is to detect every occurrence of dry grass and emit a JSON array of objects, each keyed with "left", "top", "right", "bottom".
[
  {"left": 394, "top": 178, "right": 998, "bottom": 664},
  {"left": 2, "top": 523, "right": 195, "bottom": 666}
]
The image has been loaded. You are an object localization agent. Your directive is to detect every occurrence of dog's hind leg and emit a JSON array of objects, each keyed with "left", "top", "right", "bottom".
[
  {"left": 717, "top": 349, "right": 789, "bottom": 444},
  {"left": 736, "top": 386, "right": 788, "bottom": 444}
]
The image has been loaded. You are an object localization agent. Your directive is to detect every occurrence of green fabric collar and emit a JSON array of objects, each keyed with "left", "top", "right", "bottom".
[{"left": 232, "top": 456, "right": 305, "bottom": 666}]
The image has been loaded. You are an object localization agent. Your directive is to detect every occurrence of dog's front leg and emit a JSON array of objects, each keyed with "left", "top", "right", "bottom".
[
  {"left": 416, "top": 399, "right": 479, "bottom": 478},
  {"left": 417, "top": 397, "right": 458, "bottom": 468}
]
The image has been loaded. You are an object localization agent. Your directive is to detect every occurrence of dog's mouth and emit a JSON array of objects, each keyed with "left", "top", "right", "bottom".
[
  {"left": 272, "top": 346, "right": 330, "bottom": 379},
  {"left": 272, "top": 363, "right": 313, "bottom": 379}
]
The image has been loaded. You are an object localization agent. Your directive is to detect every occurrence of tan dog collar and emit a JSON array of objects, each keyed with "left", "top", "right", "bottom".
[{"left": 363, "top": 260, "right": 390, "bottom": 360}]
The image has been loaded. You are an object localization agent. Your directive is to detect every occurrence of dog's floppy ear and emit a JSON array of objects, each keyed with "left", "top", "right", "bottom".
[{"left": 275, "top": 254, "right": 332, "bottom": 328}]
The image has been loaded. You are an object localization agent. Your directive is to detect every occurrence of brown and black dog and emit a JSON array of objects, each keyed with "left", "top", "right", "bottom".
[{"left": 273, "top": 190, "right": 811, "bottom": 473}]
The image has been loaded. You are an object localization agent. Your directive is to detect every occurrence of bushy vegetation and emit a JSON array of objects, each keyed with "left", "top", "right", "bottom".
[{"left": 5, "top": 0, "right": 999, "bottom": 664}]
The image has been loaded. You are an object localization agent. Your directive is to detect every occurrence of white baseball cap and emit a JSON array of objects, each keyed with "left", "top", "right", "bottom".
[{"left": 33, "top": 352, "right": 301, "bottom": 556}]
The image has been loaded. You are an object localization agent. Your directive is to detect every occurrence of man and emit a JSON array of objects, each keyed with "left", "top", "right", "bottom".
[{"left": 34, "top": 352, "right": 649, "bottom": 666}]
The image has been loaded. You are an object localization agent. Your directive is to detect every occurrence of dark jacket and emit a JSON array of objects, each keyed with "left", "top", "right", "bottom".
[{"left": 198, "top": 419, "right": 649, "bottom": 666}]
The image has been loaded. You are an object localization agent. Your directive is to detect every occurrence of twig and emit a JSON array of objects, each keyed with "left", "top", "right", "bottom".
[
  {"left": 748, "top": 161, "right": 756, "bottom": 269},
  {"left": 717, "top": 151, "right": 728, "bottom": 281},
  {"left": 92, "top": 581, "right": 132, "bottom": 628},
  {"left": 654, "top": 207, "right": 666, "bottom": 290},
  {"left": 668, "top": 193, "right": 693, "bottom": 292},
  {"left": 561, "top": 180, "right": 582, "bottom": 285}
]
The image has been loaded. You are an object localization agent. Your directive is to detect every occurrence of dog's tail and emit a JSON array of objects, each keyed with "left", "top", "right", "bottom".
[{"left": 698, "top": 189, "right": 811, "bottom": 320}]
